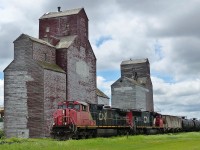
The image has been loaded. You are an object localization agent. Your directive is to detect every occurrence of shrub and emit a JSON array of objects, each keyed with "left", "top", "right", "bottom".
[{"left": 0, "top": 129, "right": 4, "bottom": 139}]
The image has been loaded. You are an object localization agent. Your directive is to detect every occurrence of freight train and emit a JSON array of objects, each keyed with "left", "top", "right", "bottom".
[{"left": 51, "top": 100, "right": 200, "bottom": 139}]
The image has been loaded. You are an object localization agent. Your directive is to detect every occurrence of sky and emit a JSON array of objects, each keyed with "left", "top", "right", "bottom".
[{"left": 0, "top": 0, "right": 200, "bottom": 119}]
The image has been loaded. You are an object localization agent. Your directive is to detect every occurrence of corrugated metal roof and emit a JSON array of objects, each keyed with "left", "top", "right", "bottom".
[
  {"left": 96, "top": 88, "right": 110, "bottom": 99},
  {"left": 56, "top": 35, "right": 77, "bottom": 49},
  {"left": 40, "top": 8, "right": 83, "bottom": 19},
  {"left": 37, "top": 61, "right": 65, "bottom": 73},
  {"left": 121, "top": 58, "right": 148, "bottom": 65}
]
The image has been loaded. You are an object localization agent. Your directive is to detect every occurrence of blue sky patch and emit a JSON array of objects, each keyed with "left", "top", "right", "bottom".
[
  {"left": 154, "top": 40, "right": 163, "bottom": 60},
  {"left": 0, "top": 72, "right": 3, "bottom": 80},
  {"left": 95, "top": 36, "right": 112, "bottom": 47},
  {"left": 97, "top": 70, "right": 120, "bottom": 82},
  {"left": 151, "top": 70, "right": 174, "bottom": 83}
]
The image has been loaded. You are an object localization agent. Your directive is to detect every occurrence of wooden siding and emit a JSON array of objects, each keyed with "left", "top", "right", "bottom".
[
  {"left": 43, "top": 69, "right": 66, "bottom": 137},
  {"left": 111, "top": 78, "right": 147, "bottom": 110},
  {"left": 119, "top": 60, "right": 154, "bottom": 111},
  {"left": 4, "top": 8, "right": 96, "bottom": 138},
  {"left": 39, "top": 8, "right": 88, "bottom": 45},
  {"left": 4, "top": 35, "right": 66, "bottom": 138},
  {"left": 97, "top": 97, "right": 109, "bottom": 106},
  {"left": 33, "top": 41, "right": 56, "bottom": 63},
  {"left": 40, "top": 8, "right": 97, "bottom": 104},
  {"left": 66, "top": 43, "right": 97, "bottom": 104}
]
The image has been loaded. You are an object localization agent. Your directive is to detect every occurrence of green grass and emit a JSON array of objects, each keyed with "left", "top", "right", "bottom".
[{"left": 0, "top": 132, "right": 200, "bottom": 150}]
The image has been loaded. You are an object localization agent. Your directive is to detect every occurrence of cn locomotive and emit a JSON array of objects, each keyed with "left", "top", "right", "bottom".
[{"left": 51, "top": 100, "right": 200, "bottom": 139}]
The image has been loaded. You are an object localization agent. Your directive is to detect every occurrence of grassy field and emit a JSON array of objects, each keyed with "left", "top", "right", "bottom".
[{"left": 0, "top": 132, "right": 200, "bottom": 150}]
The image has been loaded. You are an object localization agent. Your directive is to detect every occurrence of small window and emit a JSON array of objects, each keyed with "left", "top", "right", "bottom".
[
  {"left": 74, "top": 104, "right": 80, "bottom": 111},
  {"left": 63, "top": 105, "right": 67, "bottom": 109},
  {"left": 58, "top": 105, "right": 63, "bottom": 109},
  {"left": 82, "top": 105, "right": 87, "bottom": 111},
  {"left": 58, "top": 105, "right": 67, "bottom": 109},
  {"left": 46, "top": 27, "right": 50, "bottom": 32},
  {"left": 66, "top": 24, "right": 70, "bottom": 30},
  {"left": 44, "top": 53, "right": 47, "bottom": 61},
  {"left": 68, "top": 104, "right": 74, "bottom": 109}
]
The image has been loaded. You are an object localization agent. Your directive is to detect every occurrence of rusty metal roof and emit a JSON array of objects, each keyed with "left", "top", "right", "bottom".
[
  {"left": 56, "top": 35, "right": 77, "bottom": 49},
  {"left": 40, "top": 8, "right": 83, "bottom": 19},
  {"left": 96, "top": 88, "right": 110, "bottom": 99},
  {"left": 121, "top": 58, "right": 149, "bottom": 65},
  {"left": 37, "top": 61, "right": 65, "bottom": 73}
]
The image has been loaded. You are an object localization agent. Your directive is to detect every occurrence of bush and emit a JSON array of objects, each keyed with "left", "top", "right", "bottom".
[{"left": 0, "top": 129, "right": 5, "bottom": 139}]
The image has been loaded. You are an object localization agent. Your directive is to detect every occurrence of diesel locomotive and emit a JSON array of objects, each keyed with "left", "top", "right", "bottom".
[{"left": 51, "top": 100, "right": 200, "bottom": 139}]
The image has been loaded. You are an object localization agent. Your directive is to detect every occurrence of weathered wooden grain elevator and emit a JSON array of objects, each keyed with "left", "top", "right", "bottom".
[
  {"left": 111, "top": 58, "right": 154, "bottom": 112},
  {"left": 4, "top": 8, "right": 96, "bottom": 138}
]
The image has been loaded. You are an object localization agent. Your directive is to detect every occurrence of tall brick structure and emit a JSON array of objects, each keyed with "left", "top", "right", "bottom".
[
  {"left": 4, "top": 8, "right": 96, "bottom": 138},
  {"left": 111, "top": 58, "right": 154, "bottom": 112}
]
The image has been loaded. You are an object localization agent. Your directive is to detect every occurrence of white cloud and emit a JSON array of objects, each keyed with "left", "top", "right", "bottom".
[
  {"left": 97, "top": 76, "right": 114, "bottom": 99},
  {"left": 152, "top": 76, "right": 200, "bottom": 118},
  {"left": 0, "top": 79, "right": 4, "bottom": 106},
  {"left": 92, "top": 11, "right": 155, "bottom": 71}
]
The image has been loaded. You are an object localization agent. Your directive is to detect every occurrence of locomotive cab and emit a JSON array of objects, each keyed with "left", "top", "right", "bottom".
[
  {"left": 51, "top": 101, "right": 96, "bottom": 139},
  {"left": 53, "top": 101, "right": 96, "bottom": 127}
]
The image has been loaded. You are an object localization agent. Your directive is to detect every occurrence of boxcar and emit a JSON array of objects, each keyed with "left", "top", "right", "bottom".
[{"left": 162, "top": 115, "right": 182, "bottom": 132}]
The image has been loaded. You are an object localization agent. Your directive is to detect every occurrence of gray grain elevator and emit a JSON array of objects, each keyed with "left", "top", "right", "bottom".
[{"left": 111, "top": 58, "right": 154, "bottom": 111}]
